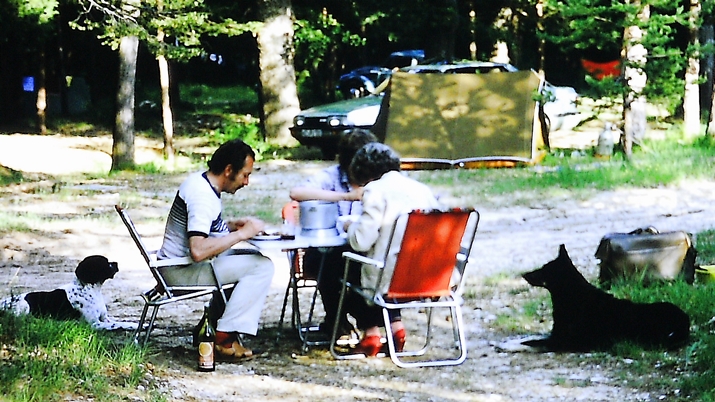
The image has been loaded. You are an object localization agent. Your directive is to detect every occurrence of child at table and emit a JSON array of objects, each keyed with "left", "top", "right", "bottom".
[{"left": 289, "top": 129, "right": 377, "bottom": 337}]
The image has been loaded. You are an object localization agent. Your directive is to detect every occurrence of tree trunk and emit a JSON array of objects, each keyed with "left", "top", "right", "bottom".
[
  {"left": 536, "top": 0, "right": 546, "bottom": 77},
  {"left": 622, "top": 2, "right": 649, "bottom": 159},
  {"left": 702, "top": 24, "right": 714, "bottom": 133},
  {"left": 491, "top": 8, "right": 512, "bottom": 64},
  {"left": 112, "top": 35, "right": 138, "bottom": 171},
  {"left": 468, "top": 4, "right": 477, "bottom": 60},
  {"left": 36, "top": 49, "right": 47, "bottom": 135},
  {"left": 157, "top": 55, "right": 174, "bottom": 162},
  {"left": 257, "top": 0, "right": 301, "bottom": 145},
  {"left": 158, "top": 54, "right": 174, "bottom": 161},
  {"left": 156, "top": 0, "right": 174, "bottom": 161},
  {"left": 683, "top": 0, "right": 701, "bottom": 138},
  {"left": 156, "top": 19, "right": 175, "bottom": 161},
  {"left": 424, "top": 0, "right": 457, "bottom": 61}
]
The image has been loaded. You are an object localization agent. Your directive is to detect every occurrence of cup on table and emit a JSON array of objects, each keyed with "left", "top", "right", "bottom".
[{"left": 281, "top": 220, "right": 296, "bottom": 240}]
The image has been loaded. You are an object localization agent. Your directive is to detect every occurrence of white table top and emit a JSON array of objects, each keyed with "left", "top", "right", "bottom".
[{"left": 246, "top": 233, "right": 347, "bottom": 250}]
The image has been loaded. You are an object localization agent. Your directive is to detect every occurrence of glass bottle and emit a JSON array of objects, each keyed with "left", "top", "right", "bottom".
[{"left": 197, "top": 304, "right": 215, "bottom": 372}]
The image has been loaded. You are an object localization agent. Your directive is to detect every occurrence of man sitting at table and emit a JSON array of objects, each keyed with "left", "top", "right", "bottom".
[
  {"left": 289, "top": 129, "right": 378, "bottom": 336},
  {"left": 157, "top": 139, "right": 274, "bottom": 360}
]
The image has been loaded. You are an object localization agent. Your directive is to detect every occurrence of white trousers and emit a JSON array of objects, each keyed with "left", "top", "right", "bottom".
[{"left": 159, "top": 249, "right": 275, "bottom": 335}]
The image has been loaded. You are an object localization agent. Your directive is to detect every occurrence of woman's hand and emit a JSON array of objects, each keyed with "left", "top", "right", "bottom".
[{"left": 345, "top": 186, "right": 364, "bottom": 201}]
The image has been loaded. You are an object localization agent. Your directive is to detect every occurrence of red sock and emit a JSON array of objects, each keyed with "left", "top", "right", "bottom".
[{"left": 215, "top": 331, "right": 234, "bottom": 347}]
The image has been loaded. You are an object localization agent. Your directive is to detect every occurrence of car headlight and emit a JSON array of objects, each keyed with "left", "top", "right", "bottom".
[
  {"left": 294, "top": 116, "right": 305, "bottom": 126},
  {"left": 328, "top": 116, "right": 345, "bottom": 127}
]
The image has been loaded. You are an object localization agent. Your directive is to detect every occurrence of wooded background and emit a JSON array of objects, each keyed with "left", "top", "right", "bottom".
[{"left": 0, "top": 0, "right": 711, "bottom": 168}]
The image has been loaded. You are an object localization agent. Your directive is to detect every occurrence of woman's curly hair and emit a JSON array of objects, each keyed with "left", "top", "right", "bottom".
[{"left": 349, "top": 142, "right": 401, "bottom": 186}]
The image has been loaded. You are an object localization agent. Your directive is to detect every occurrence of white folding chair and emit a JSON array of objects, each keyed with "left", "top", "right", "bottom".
[
  {"left": 330, "top": 208, "right": 479, "bottom": 368},
  {"left": 115, "top": 205, "right": 234, "bottom": 346}
]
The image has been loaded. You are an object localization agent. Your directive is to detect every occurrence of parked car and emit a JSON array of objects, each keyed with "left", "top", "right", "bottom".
[
  {"left": 337, "top": 50, "right": 425, "bottom": 99},
  {"left": 382, "top": 49, "right": 425, "bottom": 69},
  {"left": 541, "top": 82, "right": 582, "bottom": 132},
  {"left": 292, "top": 61, "right": 582, "bottom": 159},
  {"left": 337, "top": 66, "right": 393, "bottom": 99}
]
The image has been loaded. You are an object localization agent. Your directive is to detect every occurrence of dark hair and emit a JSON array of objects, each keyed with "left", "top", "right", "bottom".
[
  {"left": 349, "top": 142, "right": 401, "bottom": 186},
  {"left": 337, "top": 129, "right": 378, "bottom": 171},
  {"left": 75, "top": 255, "right": 118, "bottom": 285},
  {"left": 207, "top": 139, "right": 256, "bottom": 174}
]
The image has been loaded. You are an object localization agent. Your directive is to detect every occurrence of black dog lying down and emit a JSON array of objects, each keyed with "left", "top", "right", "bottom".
[
  {"left": 519, "top": 244, "right": 690, "bottom": 352},
  {"left": 0, "top": 255, "right": 137, "bottom": 331}
]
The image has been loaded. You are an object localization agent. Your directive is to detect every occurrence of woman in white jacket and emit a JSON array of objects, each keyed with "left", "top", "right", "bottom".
[{"left": 343, "top": 143, "right": 441, "bottom": 356}]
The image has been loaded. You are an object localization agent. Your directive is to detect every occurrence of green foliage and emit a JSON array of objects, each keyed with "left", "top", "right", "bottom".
[
  {"left": 543, "top": 0, "right": 690, "bottom": 110},
  {"left": 72, "top": 0, "right": 259, "bottom": 62},
  {"left": 210, "top": 119, "right": 267, "bottom": 160},
  {"left": 13, "top": 0, "right": 57, "bottom": 24},
  {"left": 544, "top": 0, "right": 635, "bottom": 54},
  {"left": 293, "top": 9, "right": 365, "bottom": 104},
  {"left": 294, "top": 12, "right": 364, "bottom": 71},
  {"left": 0, "top": 312, "right": 154, "bottom": 401}
]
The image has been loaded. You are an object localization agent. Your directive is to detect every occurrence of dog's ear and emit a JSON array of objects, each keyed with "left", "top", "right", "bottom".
[
  {"left": 558, "top": 244, "right": 569, "bottom": 260},
  {"left": 75, "top": 255, "right": 117, "bottom": 285}
]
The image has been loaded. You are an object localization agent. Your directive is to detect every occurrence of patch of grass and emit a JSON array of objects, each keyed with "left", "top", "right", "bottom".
[
  {"left": 0, "top": 212, "right": 34, "bottom": 234},
  {"left": 0, "top": 209, "right": 125, "bottom": 236},
  {"left": 502, "top": 237, "right": 715, "bottom": 400},
  {"left": 491, "top": 297, "right": 551, "bottom": 334},
  {"left": 129, "top": 158, "right": 200, "bottom": 174},
  {"left": 694, "top": 229, "right": 715, "bottom": 266},
  {"left": 642, "top": 280, "right": 715, "bottom": 400},
  {"left": 0, "top": 312, "right": 161, "bottom": 401},
  {"left": 180, "top": 84, "right": 259, "bottom": 116},
  {"left": 224, "top": 194, "right": 284, "bottom": 225},
  {"left": 0, "top": 165, "right": 24, "bottom": 186},
  {"left": 411, "top": 135, "right": 715, "bottom": 207},
  {"left": 492, "top": 221, "right": 715, "bottom": 400}
]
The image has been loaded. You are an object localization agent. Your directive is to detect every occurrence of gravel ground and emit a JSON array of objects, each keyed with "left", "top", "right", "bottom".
[{"left": 1, "top": 133, "right": 714, "bottom": 401}]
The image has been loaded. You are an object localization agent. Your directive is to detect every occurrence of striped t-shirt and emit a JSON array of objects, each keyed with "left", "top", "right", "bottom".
[{"left": 157, "top": 171, "right": 228, "bottom": 260}]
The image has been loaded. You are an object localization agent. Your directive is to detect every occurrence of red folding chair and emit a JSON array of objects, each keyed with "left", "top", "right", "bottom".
[{"left": 331, "top": 208, "right": 479, "bottom": 367}]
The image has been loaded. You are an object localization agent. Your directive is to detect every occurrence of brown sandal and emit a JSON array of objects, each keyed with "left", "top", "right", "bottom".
[{"left": 215, "top": 340, "right": 255, "bottom": 361}]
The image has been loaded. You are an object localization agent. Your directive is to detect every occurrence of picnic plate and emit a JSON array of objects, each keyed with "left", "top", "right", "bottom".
[{"left": 251, "top": 234, "right": 282, "bottom": 241}]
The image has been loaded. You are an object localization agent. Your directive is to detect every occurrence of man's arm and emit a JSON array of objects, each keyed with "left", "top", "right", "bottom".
[{"left": 188, "top": 217, "right": 264, "bottom": 262}]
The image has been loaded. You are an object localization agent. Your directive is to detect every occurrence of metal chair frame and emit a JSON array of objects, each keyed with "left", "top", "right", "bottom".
[
  {"left": 115, "top": 205, "right": 233, "bottom": 347},
  {"left": 277, "top": 201, "right": 333, "bottom": 350},
  {"left": 330, "top": 208, "right": 479, "bottom": 368}
]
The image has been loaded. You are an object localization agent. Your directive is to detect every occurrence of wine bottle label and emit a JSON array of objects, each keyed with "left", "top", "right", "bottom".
[{"left": 198, "top": 341, "right": 214, "bottom": 370}]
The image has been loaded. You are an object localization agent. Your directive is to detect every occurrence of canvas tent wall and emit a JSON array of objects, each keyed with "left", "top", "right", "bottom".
[{"left": 384, "top": 70, "right": 547, "bottom": 169}]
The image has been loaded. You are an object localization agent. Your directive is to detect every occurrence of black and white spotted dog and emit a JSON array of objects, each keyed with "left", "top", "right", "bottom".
[{"left": 1, "top": 255, "right": 138, "bottom": 330}]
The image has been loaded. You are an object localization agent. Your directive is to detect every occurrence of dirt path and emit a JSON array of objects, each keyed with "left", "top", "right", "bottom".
[{"left": 1, "top": 133, "right": 712, "bottom": 401}]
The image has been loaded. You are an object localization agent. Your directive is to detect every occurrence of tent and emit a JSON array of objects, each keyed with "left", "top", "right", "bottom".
[{"left": 383, "top": 70, "right": 548, "bottom": 169}]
